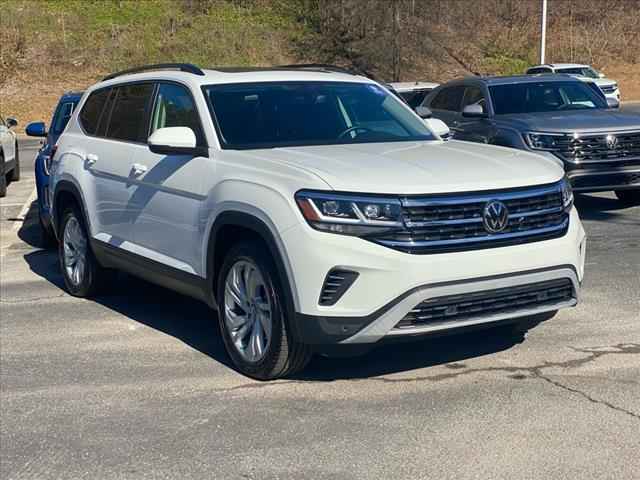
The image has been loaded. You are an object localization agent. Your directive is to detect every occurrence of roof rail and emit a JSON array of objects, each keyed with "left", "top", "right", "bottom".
[
  {"left": 102, "top": 63, "right": 205, "bottom": 81},
  {"left": 276, "top": 64, "right": 359, "bottom": 75}
]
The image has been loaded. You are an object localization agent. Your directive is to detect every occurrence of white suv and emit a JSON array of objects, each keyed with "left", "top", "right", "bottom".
[
  {"left": 50, "top": 64, "right": 586, "bottom": 379},
  {"left": 526, "top": 63, "right": 620, "bottom": 101}
]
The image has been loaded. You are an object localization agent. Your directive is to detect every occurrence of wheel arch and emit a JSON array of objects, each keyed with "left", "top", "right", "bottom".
[{"left": 52, "top": 179, "right": 91, "bottom": 239}]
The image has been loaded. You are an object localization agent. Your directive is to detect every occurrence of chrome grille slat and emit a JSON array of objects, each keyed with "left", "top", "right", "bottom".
[
  {"left": 375, "top": 183, "right": 569, "bottom": 254},
  {"left": 554, "top": 131, "right": 640, "bottom": 162},
  {"left": 395, "top": 279, "right": 574, "bottom": 329}
]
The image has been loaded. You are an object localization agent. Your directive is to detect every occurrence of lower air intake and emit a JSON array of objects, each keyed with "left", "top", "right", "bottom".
[{"left": 319, "top": 269, "right": 359, "bottom": 306}]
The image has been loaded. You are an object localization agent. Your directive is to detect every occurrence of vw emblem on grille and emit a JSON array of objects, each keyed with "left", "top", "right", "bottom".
[
  {"left": 482, "top": 200, "right": 509, "bottom": 233},
  {"left": 605, "top": 134, "right": 619, "bottom": 149}
]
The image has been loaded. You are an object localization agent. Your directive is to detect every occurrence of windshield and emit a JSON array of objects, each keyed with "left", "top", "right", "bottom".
[
  {"left": 203, "top": 82, "right": 436, "bottom": 149},
  {"left": 489, "top": 81, "right": 608, "bottom": 114},
  {"left": 556, "top": 67, "right": 599, "bottom": 78}
]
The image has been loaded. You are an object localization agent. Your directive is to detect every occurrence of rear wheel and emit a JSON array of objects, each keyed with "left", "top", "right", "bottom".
[
  {"left": 58, "top": 205, "right": 108, "bottom": 297},
  {"left": 10, "top": 142, "right": 20, "bottom": 181},
  {"left": 217, "top": 241, "right": 312, "bottom": 380},
  {"left": 615, "top": 189, "right": 640, "bottom": 206}
]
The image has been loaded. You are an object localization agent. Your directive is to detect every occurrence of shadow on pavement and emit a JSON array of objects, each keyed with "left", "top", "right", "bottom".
[{"left": 573, "top": 193, "right": 634, "bottom": 221}]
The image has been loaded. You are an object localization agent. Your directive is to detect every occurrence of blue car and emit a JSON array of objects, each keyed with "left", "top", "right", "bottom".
[{"left": 26, "top": 91, "right": 83, "bottom": 244}]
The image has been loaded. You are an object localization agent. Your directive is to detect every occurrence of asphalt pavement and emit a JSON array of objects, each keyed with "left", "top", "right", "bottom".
[{"left": 1, "top": 139, "right": 639, "bottom": 480}]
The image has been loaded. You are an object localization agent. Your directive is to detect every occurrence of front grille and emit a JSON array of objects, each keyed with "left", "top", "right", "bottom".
[
  {"left": 570, "top": 171, "right": 640, "bottom": 190},
  {"left": 554, "top": 131, "right": 640, "bottom": 163},
  {"left": 395, "top": 279, "right": 574, "bottom": 329},
  {"left": 374, "top": 183, "right": 568, "bottom": 254},
  {"left": 600, "top": 85, "right": 617, "bottom": 94}
]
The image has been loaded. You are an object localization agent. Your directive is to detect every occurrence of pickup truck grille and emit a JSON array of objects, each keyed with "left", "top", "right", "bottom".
[
  {"left": 374, "top": 182, "right": 568, "bottom": 254},
  {"left": 395, "top": 278, "right": 574, "bottom": 329},
  {"left": 554, "top": 131, "right": 640, "bottom": 163}
]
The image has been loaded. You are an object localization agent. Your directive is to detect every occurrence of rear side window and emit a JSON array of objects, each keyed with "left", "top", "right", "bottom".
[
  {"left": 51, "top": 101, "right": 78, "bottom": 135},
  {"left": 106, "top": 83, "right": 154, "bottom": 143},
  {"left": 151, "top": 83, "right": 205, "bottom": 146},
  {"left": 430, "top": 86, "right": 465, "bottom": 111},
  {"left": 79, "top": 89, "right": 110, "bottom": 135}
]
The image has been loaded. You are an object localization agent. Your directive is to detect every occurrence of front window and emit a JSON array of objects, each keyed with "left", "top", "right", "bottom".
[
  {"left": 556, "top": 67, "right": 599, "bottom": 78},
  {"left": 489, "top": 81, "right": 608, "bottom": 115},
  {"left": 203, "top": 82, "right": 436, "bottom": 149},
  {"left": 51, "top": 101, "right": 78, "bottom": 135}
]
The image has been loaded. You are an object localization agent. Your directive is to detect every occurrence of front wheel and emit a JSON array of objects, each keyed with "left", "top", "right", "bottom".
[
  {"left": 217, "top": 241, "right": 312, "bottom": 380},
  {"left": 615, "top": 189, "right": 640, "bottom": 206},
  {"left": 58, "top": 206, "right": 108, "bottom": 297},
  {"left": 10, "top": 143, "right": 20, "bottom": 181}
]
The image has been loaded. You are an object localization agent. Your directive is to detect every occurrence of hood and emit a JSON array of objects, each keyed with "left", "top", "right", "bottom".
[
  {"left": 238, "top": 141, "right": 563, "bottom": 195},
  {"left": 496, "top": 109, "right": 640, "bottom": 134}
]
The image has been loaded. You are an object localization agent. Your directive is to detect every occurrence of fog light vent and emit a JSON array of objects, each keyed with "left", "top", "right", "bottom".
[{"left": 319, "top": 269, "right": 359, "bottom": 306}]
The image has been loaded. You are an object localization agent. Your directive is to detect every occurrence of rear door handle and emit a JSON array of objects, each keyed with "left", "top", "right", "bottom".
[
  {"left": 131, "top": 163, "right": 148, "bottom": 176},
  {"left": 86, "top": 153, "right": 98, "bottom": 166}
]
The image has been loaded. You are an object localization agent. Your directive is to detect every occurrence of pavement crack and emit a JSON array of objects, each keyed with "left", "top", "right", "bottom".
[
  {"left": 533, "top": 371, "right": 640, "bottom": 421},
  {"left": 0, "top": 293, "right": 67, "bottom": 304}
]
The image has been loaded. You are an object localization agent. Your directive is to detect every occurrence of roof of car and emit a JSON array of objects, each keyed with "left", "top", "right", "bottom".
[
  {"left": 465, "top": 74, "right": 582, "bottom": 86},
  {"left": 530, "top": 63, "right": 590, "bottom": 70},
  {"left": 94, "top": 64, "right": 377, "bottom": 91},
  {"left": 61, "top": 91, "right": 84, "bottom": 100}
]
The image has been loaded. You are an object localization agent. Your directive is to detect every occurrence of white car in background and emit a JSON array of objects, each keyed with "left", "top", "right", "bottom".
[{"left": 526, "top": 63, "right": 620, "bottom": 101}]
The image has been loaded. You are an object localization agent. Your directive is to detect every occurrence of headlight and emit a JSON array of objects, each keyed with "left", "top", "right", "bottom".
[
  {"left": 295, "top": 190, "right": 403, "bottom": 236},
  {"left": 524, "top": 132, "right": 566, "bottom": 151},
  {"left": 561, "top": 176, "right": 573, "bottom": 212}
]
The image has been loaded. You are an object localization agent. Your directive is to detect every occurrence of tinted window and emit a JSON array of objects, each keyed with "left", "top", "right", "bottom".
[
  {"left": 462, "top": 86, "right": 487, "bottom": 112},
  {"left": 399, "top": 90, "right": 430, "bottom": 109},
  {"left": 106, "top": 83, "right": 154, "bottom": 143},
  {"left": 556, "top": 67, "right": 598, "bottom": 78},
  {"left": 489, "top": 81, "right": 608, "bottom": 114},
  {"left": 51, "top": 101, "right": 79, "bottom": 135},
  {"left": 204, "top": 82, "right": 435, "bottom": 149},
  {"left": 527, "top": 67, "right": 552, "bottom": 74},
  {"left": 151, "top": 83, "right": 205, "bottom": 145},
  {"left": 80, "top": 89, "right": 110, "bottom": 135},
  {"left": 430, "top": 86, "right": 465, "bottom": 111}
]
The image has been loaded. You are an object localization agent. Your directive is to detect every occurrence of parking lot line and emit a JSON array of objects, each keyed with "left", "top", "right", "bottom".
[{"left": 12, "top": 187, "right": 37, "bottom": 232}]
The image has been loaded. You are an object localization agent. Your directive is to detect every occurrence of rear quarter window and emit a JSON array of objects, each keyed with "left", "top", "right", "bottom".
[{"left": 79, "top": 89, "right": 110, "bottom": 135}]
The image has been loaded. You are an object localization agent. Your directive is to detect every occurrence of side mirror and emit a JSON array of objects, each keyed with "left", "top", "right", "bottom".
[
  {"left": 606, "top": 97, "right": 620, "bottom": 109},
  {"left": 598, "top": 72, "right": 606, "bottom": 78},
  {"left": 6, "top": 117, "right": 18, "bottom": 128},
  {"left": 462, "top": 104, "right": 487, "bottom": 118},
  {"left": 423, "top": 118, "right": 451, "bottom": 139},
  {"left": 148, "top": 127, "right": 207, "bottom": 156},
  {"left": 26, "top": 121, "right": 47, "bottom": 137},
  {"left": 415, "top": 106, "right": 432, "bottom": 118}
]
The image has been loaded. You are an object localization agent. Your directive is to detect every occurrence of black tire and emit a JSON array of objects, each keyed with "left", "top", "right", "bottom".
[
  {"left": 615, "top": 189, "right": 640, "bottom": 206},
  {"left": 217, "top": 241, "right": 312, "bottom": 380},
  {"left": 10, "top": 142, "right": 20, "bottom": 181},
  {"left": 39, "top": 212, "right": 57, "bottom": 248},
  {"left": 0, "top": 164, "right": 6, "bottom": 198},
  {"left": 58, "top": 205, "right": 108, "bottom": 297}
]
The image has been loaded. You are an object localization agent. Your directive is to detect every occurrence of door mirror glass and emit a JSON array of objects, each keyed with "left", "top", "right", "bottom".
[
  {"left": 6, "top": 117, "right": 18, "bottom": 128},
  {"left": 414, "top": 105, "right": 432, "bottom": 118},
  {"left": 423, "top": 118, "right": 451, "bottom": 139},
  {"left": 462, "top": 104, "right": 487, "bottom": 118},
  {"left": 148, "top": 127, "right": 206, "bottom": 156},
  {"left": 26, "top": 121, "right": 47, "bottom": 137},
  {"left": 606, "top": 97, "right": 620, "bottom": 109}
]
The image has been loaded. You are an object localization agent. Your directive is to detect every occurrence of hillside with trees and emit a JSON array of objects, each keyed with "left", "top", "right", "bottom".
[{"left": 1, "top": 0, "right": 638, "bottom": 130}]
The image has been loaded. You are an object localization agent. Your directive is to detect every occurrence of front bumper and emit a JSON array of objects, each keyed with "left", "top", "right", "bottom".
[
  {"left": 567, "top": 166, "right": 640, "bottom": 192},
  {"left": 284, "top": 208, "right": 586, "bottom": 344}
]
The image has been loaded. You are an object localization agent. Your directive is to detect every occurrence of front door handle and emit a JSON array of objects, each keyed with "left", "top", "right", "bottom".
[
  {"left": 86, "top": 153, "right": 98, "bottom": 166},
  {"left": 131, "top": 163, "right": 148, "bottom": 176}
]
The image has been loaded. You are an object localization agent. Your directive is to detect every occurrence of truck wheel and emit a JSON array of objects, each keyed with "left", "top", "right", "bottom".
[
  {"left": 217, "top": 241, "right": 312, "bottom": 380},
  {"left": 615, "top": 189, "right": 640, "bottom": 206},
  {"left": 58, "top": 205, "right": 109, "bottom": 297},
  {"left": 10, "top": 142, "right": 20, "bottom": 181}
]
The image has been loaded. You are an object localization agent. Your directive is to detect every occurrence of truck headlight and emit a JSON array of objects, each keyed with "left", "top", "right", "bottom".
[
  {"left": 295, "top": 190, "right": 403, "bottom": 236},
  {"left": 524, "top": 132, "right": 566, "bottom": 151},
  {"left": 561, "top": 176, "right": 574, "bottom": 212}
]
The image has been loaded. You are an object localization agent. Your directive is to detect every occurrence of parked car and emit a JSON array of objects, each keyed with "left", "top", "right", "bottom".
[
  {"left": 422, "top": 75, "right": 640, "bottom": 205},
  {"left": 49, "top": 63, "right": 585, "bottom": 379},
  {"left": 0, "top": 114, "right": 20, "bottom": 197},
  {"left": 26, "top": 92, "right": 83, "bottom": 244},
  {"left": 389, "top": 81, "right": 439, "bottom": 109},
  {"left": 525, "top": 63, "right": 620, "bottom": 101}
]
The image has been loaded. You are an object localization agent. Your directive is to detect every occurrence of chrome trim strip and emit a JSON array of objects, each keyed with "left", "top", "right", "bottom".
[
  {"left": 403, "top": 206, "right": 563, "bottom": 228},
  {"left": 376, "top": 218, "right": 568, "bottom": 248},
  {"left": 401, "top": 182, "right": 562, "bottom": 207}
]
